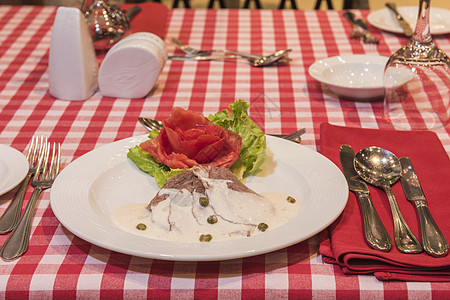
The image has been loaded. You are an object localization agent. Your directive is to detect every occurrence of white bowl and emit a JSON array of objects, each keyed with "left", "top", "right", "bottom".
[{"left": 308, "top": 54, "right": 389, "bottom": 101}]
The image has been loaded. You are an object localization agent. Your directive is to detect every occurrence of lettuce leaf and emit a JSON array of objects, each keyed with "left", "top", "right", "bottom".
[
  {"left": 128, "top": 99, "right": 266, "bottom": 186},
  {"left": 127, "top": 133, "right": 184, "bottom": 187},
  {"left": 208, "top": 99, "right": 266, "bottom": 179}
]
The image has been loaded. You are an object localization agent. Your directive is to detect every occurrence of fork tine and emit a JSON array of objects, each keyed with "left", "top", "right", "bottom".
[
  {"left": 26, "top": 136, "right": 36, "bottom": 161},
  {"left": 171, "top": 38, "right": 183, "bottom": 48},
  {"left": 34, "top": 141, "right": 49, "bottom": 181},
  {"left": 47, "top": 143, "right": 60, "bottom": 179},
  {"left": 171, "top": 38, "right": 190, "bottom": 52},
  {"left": 30, "top": 136, "right": 47, "bottom": 167},
  {"left": 55, "top": 143, "right": 61, "bottom": 177}
]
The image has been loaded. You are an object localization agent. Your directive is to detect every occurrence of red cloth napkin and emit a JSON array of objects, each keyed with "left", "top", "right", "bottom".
[
  {"left": 121, "top": 2, "right": 168, "bottom": 40},
  {"left": 319, "top": 123, "right": 450, "bottom": 281}
]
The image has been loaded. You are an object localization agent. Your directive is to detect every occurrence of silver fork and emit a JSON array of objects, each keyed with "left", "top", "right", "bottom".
[
  {"left": 356, "top": 19, "right": 379, "bottom": 44},
  {"left": 343, "top": 11, "right": 379, "bottom": 44},
  {"left": 138, "top": 117, "right": 306, "bottom": 143},
  {"left": 343, "top": 11, "right": 364, "bottom": 39},
  {"left": 0, "top": 136, "right": 47, "bottom": 234},
  {"left": 0, "top": 141, "right": 61, "bottom": 261},
  {"left": 171, "top": 38, "right": 261, "bottom": 60}
]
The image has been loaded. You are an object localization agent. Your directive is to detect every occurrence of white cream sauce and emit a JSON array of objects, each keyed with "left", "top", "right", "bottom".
[{"left": 111, "top": 191, "right": 300, "bottom": 242}]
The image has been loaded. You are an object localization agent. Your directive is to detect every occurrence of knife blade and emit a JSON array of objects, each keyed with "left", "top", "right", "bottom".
[
  {"left": 385, "top": 2, "right": 414, "bottom": 37},
  {"left": 399, "top": 157, "right": 448, "bottom": 257},
  {"left": 339, "top": 145, "right": 392, "bottom": 251}
]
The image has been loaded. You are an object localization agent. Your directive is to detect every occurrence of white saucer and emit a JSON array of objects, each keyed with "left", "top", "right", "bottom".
[
  {"left": 0, "top": 145, "right": 29, "bottom": 196},
  {"left": 368, "top": 6, "right": 450, "bottom": 35},
  {"left": 308, "top": 54, "right": 389, "bottom": 101}
]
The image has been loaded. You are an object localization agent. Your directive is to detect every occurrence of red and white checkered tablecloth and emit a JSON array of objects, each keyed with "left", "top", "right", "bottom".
[{"left": 1, "top": 5, "right": 450, "bottom": 298}]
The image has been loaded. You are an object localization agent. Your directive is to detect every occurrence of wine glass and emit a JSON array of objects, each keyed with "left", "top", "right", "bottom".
[{"left": 383, "top": 0, "right": 450, "bottom": 130}]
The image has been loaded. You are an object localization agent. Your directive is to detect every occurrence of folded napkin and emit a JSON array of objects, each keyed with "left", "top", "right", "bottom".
[{"left": 319, "top": 123, "right": 450, "bottom": 281}]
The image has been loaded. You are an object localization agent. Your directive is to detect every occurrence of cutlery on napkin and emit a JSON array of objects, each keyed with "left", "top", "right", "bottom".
[
  {"left": 319, "top": 123, "right": 450, "bottom": 282},
  {"left": 339, "top": 144, "right": 392, "bottom": 251}
]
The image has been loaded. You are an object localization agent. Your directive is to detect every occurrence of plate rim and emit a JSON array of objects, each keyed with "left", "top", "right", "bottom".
[
  {"left": 367, "top": 6, "right": 450, "bottom": 35},
  {"left": 0, "top": 144, "right": 29, "bottom": 196},
  {"left": 50, "top": 134, "right": 348, "bottom": 261}
]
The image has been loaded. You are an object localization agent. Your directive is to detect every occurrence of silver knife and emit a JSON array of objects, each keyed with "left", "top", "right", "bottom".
[
  {"left": 339, "top": 145, "right": 392, "bottom": 251},
  {"left": 385, "top": 2, "right": 414, "bottom": 37},
  {"left": 399, "top": 157, "right": 449, "bottom": 257}
]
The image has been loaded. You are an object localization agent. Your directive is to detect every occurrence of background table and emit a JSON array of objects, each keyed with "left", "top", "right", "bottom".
[{"left": 1, "top": 5, "right": 450, "bottom": 298}]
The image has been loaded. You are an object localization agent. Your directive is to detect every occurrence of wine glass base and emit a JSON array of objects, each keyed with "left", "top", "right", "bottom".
[{"left": 384, "top": 110, "right": 449, "bottom": 130}]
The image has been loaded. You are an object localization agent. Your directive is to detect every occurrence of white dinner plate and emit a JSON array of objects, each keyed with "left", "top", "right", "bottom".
[
  {"left": 368, "top": 6, "right": 450, "bottom": 35},
  {"left": 308, "top": 54, "right": 389, "bottom": 101},
  {"left": 0, "top": 145, "right": 29, "bottom": 197},
  {"left": 50, "top": 135, "right": 348, "bottom": 261},
  {"left": 0, "top": 145, "right": 29, "bottom": 195}
]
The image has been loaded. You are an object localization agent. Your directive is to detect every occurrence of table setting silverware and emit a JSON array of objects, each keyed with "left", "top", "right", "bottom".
[
  {"left": 0, "top": 141, "right": 61, "bottom": 261},
  {"left": 0, "top": 136, "right": 46, "bottom": 234},
  {"left": 343, "top": 11, "right": 363, "bottom": 39},
  {"left": 385, "top": 2, "right": 414, "bottom": 37},
  {"left": 339, "top": 145, "right": 392, "bottom": 251},
  {"left": 353, "top": 146, "right": 423, "bottom": 253},
  {"left": 400, "top": 157, "right": 448, "bottom": 257},
  {"left": 171, "top": 38, "right": 261, "bottom": 59},
  {"left": 343, "top": 11, "right": 379, "bottom": 44},
  {"left": 137, "top": 117, "right": 305, "bottom": 143},
  {"left": 170, "top": 38, "right": 292, "bottom": 67}
]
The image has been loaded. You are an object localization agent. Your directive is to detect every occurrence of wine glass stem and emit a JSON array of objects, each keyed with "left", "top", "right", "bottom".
[{"left": 413, "top": 0, "right": 432, "bottom": 44}]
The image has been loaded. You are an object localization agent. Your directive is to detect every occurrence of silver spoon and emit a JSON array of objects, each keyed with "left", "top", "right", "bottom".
[
  {"left": 250, "top": 49, "right": 292, "bottom": 67},
  {"left": 353, "top": 146, "right": 423, "bottom": 253}
]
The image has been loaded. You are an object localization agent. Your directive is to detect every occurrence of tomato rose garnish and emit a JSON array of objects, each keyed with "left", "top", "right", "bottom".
[{"left": 140, "top": 107, "right": 242, "bottom": 169}]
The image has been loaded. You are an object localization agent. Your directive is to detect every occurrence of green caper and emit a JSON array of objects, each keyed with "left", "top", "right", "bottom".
[
  {"left": 287, "top": 196, "right": 296, "bottom": 203},
  {"left": 207, "top": 215, "right": 218, "bottom": 224},
  {"left": 136, "top": 223, "right": 147, "bottom": 231},
  {"left": 199, "top": 234, "right": 213, "bottom": 242},
  {"left": 258, "top": 223, "right": 268, "bottom": 232},
  {"left": 199, "top": 196, "right": 209, "bottom": 207}
]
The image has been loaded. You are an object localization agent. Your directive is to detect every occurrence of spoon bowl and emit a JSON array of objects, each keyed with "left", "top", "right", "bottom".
[
  {"left": 353, "top": 146, "right": 402, "bottom": 187},
  {"left": 249, "top": 49, "right": 292, "bottom": 67},
  {"left": 354, "top": 146, "right": 423, "bottom": 253}
]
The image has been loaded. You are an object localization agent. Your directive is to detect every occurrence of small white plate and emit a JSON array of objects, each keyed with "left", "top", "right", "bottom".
[
  {"left": 368, "top": 6, "right": 450, "bottom": 35},
  {"left": 308, "top": 54, "right": 389, "bottom": 101},
  {"left": 50, "top": 135, "right": 348, "bottom": 261},
  {"left": 0, "top": 145, "right": 29, "bottom": 196}
]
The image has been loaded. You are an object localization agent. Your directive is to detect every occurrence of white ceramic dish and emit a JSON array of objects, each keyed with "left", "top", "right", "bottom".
[
  {"left": 368, "top": 6, "right": 450, "bottom": 35},
  {"left": 308, "top": 54, "right": 389, "bottom": 101},
  {"left": 0, "top": 145, "right": 29, "bottom": 196},
  {"left": 50, "top": 135, "right": 348, "bottom": 261}
]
